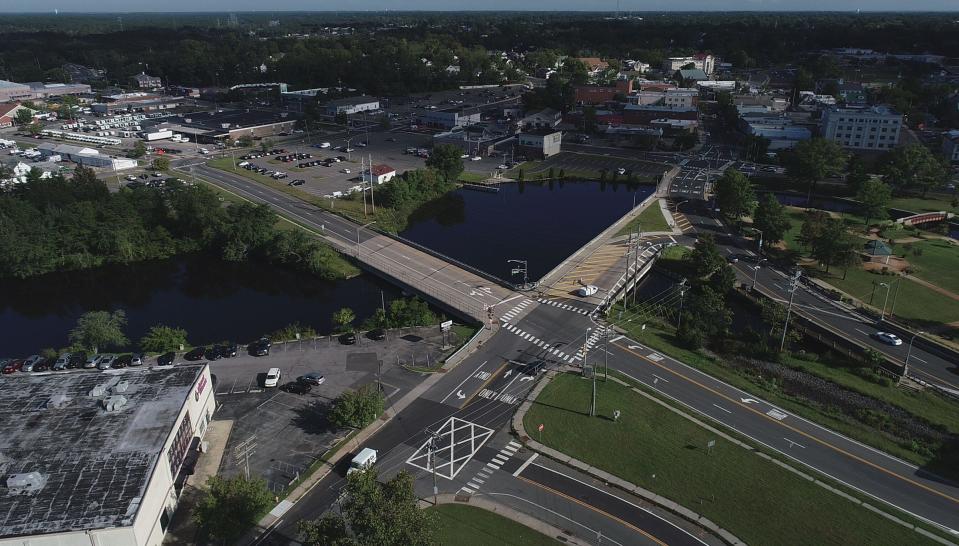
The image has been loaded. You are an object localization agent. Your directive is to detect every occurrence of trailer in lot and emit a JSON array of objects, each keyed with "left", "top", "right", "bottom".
[{"left": 143, "top": 130, "right": 174, "bottom": 141}]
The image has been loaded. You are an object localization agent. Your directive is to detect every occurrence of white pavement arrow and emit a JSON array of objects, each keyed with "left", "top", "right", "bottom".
[
  {"left": 628, "top": 345, "right": 642, "bottom": 350},
  {"left": 741, "top": 398, "right": 759, "bottom": 404},
  {"left": 504, "top": 370, "right": 513, "bottom": 378},
  {"left": 456, "top": 390, "right": 466, "bottom": 400},
  {"left": 519, "top": 376, "right": 534, "bottom": 382}
]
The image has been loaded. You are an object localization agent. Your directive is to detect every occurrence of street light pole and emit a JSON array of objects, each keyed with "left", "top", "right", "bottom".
[
  {"left": 755, "top": 229, "right": 763, "bottom": 252},
  {"left": 904, "top": 331, "right": 924, "bottom": 373},
  {"left": 879, "top": 282, "right": 892, "bottom": 322},
  {"left": 585, "top": 327, "right": 596, "bottom": 417},
  {"left": 889, "top": 276, "right": 902, "bottom": 319}
]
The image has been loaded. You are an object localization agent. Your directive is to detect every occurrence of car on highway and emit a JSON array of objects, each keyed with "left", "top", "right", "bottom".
[
  {"left": 340, "top": 168, "right": 351, "bottom": 174},
  {"left": 497, "top": 164, "right": 509, "bottom": 170},
  {"left": 157, "top": 352, "right": 176, "bottom": 366},
  {"left": 299, "top": 372, "right": 326, "bottom": 385},
  {"left": 281, "top": 381, "right": 312, "bottom": 395},
  {"left": 184, "top": 347, "right": 206, "bottom": 361},
  {"left": 874, "top": 332, "right": 903, "bottom": 346}
]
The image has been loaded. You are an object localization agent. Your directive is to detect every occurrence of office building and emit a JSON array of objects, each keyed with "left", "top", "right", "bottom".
[{"left": 821, "top": 105, "right": 903, "bottom": 150}]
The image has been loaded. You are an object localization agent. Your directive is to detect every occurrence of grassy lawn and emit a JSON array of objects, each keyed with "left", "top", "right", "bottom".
[
  {"left": 428, "top": 504, "right": 559, "bottom": 546},
  {"left": 889, "top": 238, "right": 959, "bottom": 295},
  {"left": 525, "top": 373, "right": 939, "bottom": 546},
  {"left": 889, "top": 195, "right": 959, "bottom": 214},
  {"left": 617, "top": 199, "right": 670, "bottom": 236},
  {"left": 458, "top": 171, "right": 488, "bottom": 183},
  {"left": 820, "top": 266, "right": 959, "bottom": 326},
  {"left": 608, "top": 307, "right": 954, "bottom": 469}
]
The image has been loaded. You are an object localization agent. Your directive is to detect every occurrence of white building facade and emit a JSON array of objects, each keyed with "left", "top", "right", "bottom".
[{"left": 821, "top": 106, "right": 903, "bottom": 151}]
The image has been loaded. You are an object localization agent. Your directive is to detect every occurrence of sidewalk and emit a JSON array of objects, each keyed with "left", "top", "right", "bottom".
[{"left": 419, "top": 494, "right": 591, "bottom": 546}]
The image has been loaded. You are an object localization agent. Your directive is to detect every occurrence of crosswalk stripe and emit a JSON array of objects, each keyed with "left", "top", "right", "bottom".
[
  {"left": 468, "top": 482, "right": 481, "bottom": 489},
  {"left": 461, "top": 487, "right": 474, "bottom": 494}
]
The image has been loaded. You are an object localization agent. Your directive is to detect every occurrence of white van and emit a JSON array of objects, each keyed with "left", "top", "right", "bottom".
[
  {"left": 347, "top": 448, "right": 378, "bottom": 474},
  {"left": 264, "top": 367, "right": 281, "bottom": 388},
  {"left": 319, "top": 142, "right": 331, "bottom": 148}
]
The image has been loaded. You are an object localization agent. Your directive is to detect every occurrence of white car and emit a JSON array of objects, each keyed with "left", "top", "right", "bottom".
[
  {"left": 577, "top": 285, "right": 599, "bottom": 297},
  {"left": 97, "top": 354, "right": 116, "bottom": 370},
  {"left": 497, "top": 164, "right": 509, "bottom": 170},
  {"left": 341, "top": 168, "right": 351, "bottom": 174},
  {"left": 616, "top": 168, "right": 626, "bottom": 175},
  {"left": 460, "top": 153, "right": 470, "bottom": 159},
  {"left": 470, "top": 156, "right": 482, "bottom": 161},
  {"left": 874, "top": 332, "right": 903, "bottom": 346},
  {"left": 264, "top": 367, "right": 282, "bottom": 388}
]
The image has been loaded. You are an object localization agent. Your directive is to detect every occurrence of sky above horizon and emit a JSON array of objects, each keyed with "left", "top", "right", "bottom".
[{"left": 1, "top": 0, "right": 957, "bottom": 13}]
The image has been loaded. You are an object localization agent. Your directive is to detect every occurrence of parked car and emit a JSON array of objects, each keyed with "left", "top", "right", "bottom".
[
  {"left": 289, "top": 179, "right": 306, "bottom": 186},
  {"left": 130, "top": 353, "right": 144, "bottom": 367},
  {"left": 54, "top": 353, "right": 72, "bottom": 371},
  {"left": 874, "top": 332, "right": 903, "bottom": 346},
  {"left": 34, "top": 358, "right": 50, "bottom": 372},
  {"left": 184, "top": 347, "right": 206, "bottom": 361},
  {"left": 298, "top": 372, "right": 326, "bottom": 385},
  {"left": 264, "top": 367, "right": 282, "bottom": 388},
  {"left": 251, "top": 337, "right": 271, "bottom": 357},
  {"left": 281, "top": 381, "right": 312, "bottom": 395},
  {"left": 2, "top": 359, "right": 23, "bottom": 374},
  {"left": 157, "top": 352, "right": 175, "bottom": 366},
  {"left": 224, "top": 343, "right": 238, "bottom": 358},
  {"left": 21, "top": 355, "right": 43, "bottom": 372},
  {"left": 97, "top": 354, "right": 116, "bottom": 370},
  {"left": 339, "top": 332, "right": 357, "bottom": 345},
  {"left": 207, "top": 346, "right": 223, "bottom": 361},
  {"left": 367, "top": 328, "right": 386, "bottom": 341},
  {"left": 69, "top": 352, "right": 85, "bottom": 369},
  {"left": 85, "top": 354, "right": 103, "bottom": 369},
  {"left": 113, "top": 355, "right": 131, "bottom": 368}
]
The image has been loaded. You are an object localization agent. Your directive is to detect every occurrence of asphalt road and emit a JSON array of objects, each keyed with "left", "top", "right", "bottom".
[{"left": 679, "top": 203, "right": 959, "bottom": 394}]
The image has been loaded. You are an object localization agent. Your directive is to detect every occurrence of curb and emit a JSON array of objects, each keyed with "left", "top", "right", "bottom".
[{"left": 420, "top": 494, "right": 591, "bottom": 546}]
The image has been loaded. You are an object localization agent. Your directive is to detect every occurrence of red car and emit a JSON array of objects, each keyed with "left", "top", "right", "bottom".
[{"left": 2, "top": 359, "right": 24, "bottom": 374}]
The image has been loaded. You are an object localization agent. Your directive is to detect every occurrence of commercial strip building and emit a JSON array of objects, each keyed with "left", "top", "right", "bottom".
[
  {"left": 324, "top": 96, "right": 380, "bottom": 115},
  {"left": 740, "top": 112, "right": 812, "bottom": 149},
  {"left": 821, "top": 105, "right": 903, "bottom": 150},
  {"left": 418, "top": 107, "right": 482, "bottom": 130},
  {"left": 157, "top": 109, "right": 300, "bottom": 143},
  {"left": 92, "top": 93, "right": 184, "bottom": 115},
  {"left": 0, "top": 81, "right": 34, "bottom": 102},
  {"left": 628, "top": 87, "right": 698, "bottom": 108},
  {"left": 37, "top": 142, "right": 138, "bottom": 171},
  {"left": 0, "top": 80, "right": 91, "bottom": 102},
  {"left": 0, "top": 365, "right": 215, "bottom": 546}
]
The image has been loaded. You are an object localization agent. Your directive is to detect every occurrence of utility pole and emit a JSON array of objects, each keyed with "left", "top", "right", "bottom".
[
  {"left": 780, "top": 271, "right": 801, "bottom": 352},
  {"left": 586, "top": 327, "right": 596, "bottom": 417},
  {"left": 426, "top": 428, "right": 441, "bottom": 505},
  {"left": 603, "top": 327, "right": 609, "bottom": 382},
  {"left": 879, "top": 281, "right": 892, "bottom": 321},
  {"left": 369, "top": 153, "right": 375, "bottom": 213},
  {"left": 361, "top": 156, "right": 368, "bottom": 216},
  {"left": 889, "top": 275, "right": 902, "bottom": 319}
]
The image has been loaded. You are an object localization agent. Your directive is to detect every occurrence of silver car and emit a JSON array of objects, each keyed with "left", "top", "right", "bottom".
[
  {"left": 97, "top": 354, "right": 116, "bottom": 370},
  {"left": 85, "top": 354, "right": 103, "bottom": 369},
  {"left": 53, "top": 353, "right": 71, "bottom": 371},
  {"left": 21, "top": 355, "right": 42, "bottom": 372}
]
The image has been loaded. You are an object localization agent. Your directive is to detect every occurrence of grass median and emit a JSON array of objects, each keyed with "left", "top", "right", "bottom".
[
  {"left": 525, "top": 373, "right": 939, "bottom": 546},
  {"left": 427, "top": 504, "right": 559, "bottom": 546},
  {"left": 617, "top": 199, "right": 671, "bottom": 236}
]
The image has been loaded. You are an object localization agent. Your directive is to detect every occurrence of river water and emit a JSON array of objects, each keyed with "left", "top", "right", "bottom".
[{"left": 1, "top": 180, "right": 655, "bottom": 355}]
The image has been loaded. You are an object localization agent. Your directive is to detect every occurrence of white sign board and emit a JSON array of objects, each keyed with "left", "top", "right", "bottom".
[{"left": 440, "top": 320, "right": 453, "bottom": 331}]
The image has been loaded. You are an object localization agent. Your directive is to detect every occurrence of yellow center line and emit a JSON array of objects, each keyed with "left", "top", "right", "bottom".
[
  {"left": 613, "top": 341, "right": 959, "bottom": 506},
  {"left": 516, "top": 475, "right": 670, "bottom": 546}
]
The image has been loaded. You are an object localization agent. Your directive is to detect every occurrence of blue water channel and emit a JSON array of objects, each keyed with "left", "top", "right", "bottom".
[
  {"left": 1, "top": 180, "right": 653, "bottom": 355},
  {"left": 400, "top": 180, "right": 655, "bottom": 281}
]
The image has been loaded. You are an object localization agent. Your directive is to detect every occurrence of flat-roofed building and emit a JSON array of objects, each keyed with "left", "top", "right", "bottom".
[
  {"left": 821, "top": 105, "right": 903, "bottom": 150},
  {"left": 517, "top": 128, "right": 562, "bottom": 159},
  {"left": 0, "top": 365, "right": 216, "bottom": 546},
  {"left": 0, "top": 80, "right": 33, "bottom": 102},
  {"left": 324, "top": 96, "right": 380, "bottom": 115}
]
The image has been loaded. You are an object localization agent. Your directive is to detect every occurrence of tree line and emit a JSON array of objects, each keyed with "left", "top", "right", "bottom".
[{"left": 0, "top": 167, "right": 352, "bottom": 280}]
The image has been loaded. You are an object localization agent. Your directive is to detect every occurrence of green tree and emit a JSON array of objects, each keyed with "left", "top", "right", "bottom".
[
  {"left": 753, "top": 193, "right": 790, "bottom": 246},
  {"left": 882, "top": 144, "right": 949, "bottom": 197},
  {"left": 128, "top": 140, "right": 147, "bottom": 159},
  {"left": 332, "top": 307, "right": 356, "bottom": 333},
  {"left": 677, "top": 285, "right": 732, "bottom": 350},
  {"left": 845, "top": 155, "right": 870, "bottom": 193},
  {"left": 787, "top": 138, "right": 847, "bottom": 200},
  {"left": 328, "top": 384, "right": 384, "bottom": 429},
  {"left": 14, "top": 108, "right": 33, "bottom": 126},
  {"left": 714, "top": 169, "right": 756, "bottom": 222},
  {"left": 797, "top": 210, "right": 830, "bottom": 251},
  {"left": 193, "top": 475, "right": 274, "bottom": 545},
  {"left": 238, "top": 135, "right": 253, "bottom": 147},
  {"left": 140, "top": 324, "right": 188, "bottom": 352},
  {"left": 299, "top": 469, "right": 434, "bottom": 546},
  {"left": 686, "top": 233, "right": 727, "bottom": 280},
  {"left": 425, "top": 144, "right": 464, "bottom": 184},
  {"left": 260, "top": 138, "right": 275, "bottom": 153},
  {"left": 856, "top": 178, "right": 892, "bottom": 228},
  {"left": 26, "top": 122, "right": 42, "bottom": 136},
  {"left": 810, "top": 218, "right": 860, "bottom": 276},
  {"left": 152, "top": 156, "right": 171, "bottom": 171},
  {"left": 69, "top": 310, "right": 128, "bottom": 353}
]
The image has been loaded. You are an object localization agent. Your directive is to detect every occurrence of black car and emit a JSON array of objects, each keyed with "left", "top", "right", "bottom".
[
  {"left": 207, "top": 346, "right": 223, "bottom": 361},
  {"left": 251, "top": 338, "right": 271, "bottom": 357},
  {"left": 184, "top": 347, "right": 206, "bottom": 361},
  {"left": 157, "top": 352, "right": 175, "bottom": 366},
  {"left": 224, "top": 343, "right": 238, "bottom": 358},
  {"left": 339, "top": 332, "right": 357, "bottom": 345},
  {"left": 113, "top": 355, "right": 131, "bottom": 368},
  {"left": 33, "top": 358, "right": 50, "bottom": 372},
  {"left": 68, "top": 352, "right": 85, "bottom": 369},
  {"left": 281, "top": 381, "right": 312, "bottom": 395},
  {"left": 367, "top": 328, "right": 386, "bottom": 341}
]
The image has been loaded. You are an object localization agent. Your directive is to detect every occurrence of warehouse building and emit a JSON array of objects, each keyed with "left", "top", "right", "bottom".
[
  {"left": 158, "top": 109, "right": 300, "bottom": 143},
  {"left": 418, "top": 107, "right": 482, "bottom": 130},
  {"left": 92, "top": 93, "right": 184, "bottom": 115},
  {"left": 324, "top": 96, "right": 380, "bottom": 115},
  {"left": 37, "top": 142, "right": 138, "bottom": 171},
  {"left": 0, "top": 80, "right": 34, "bottom": 102},
  {"left": 0, "top": 365, "right": 216, "bottom": 546}
]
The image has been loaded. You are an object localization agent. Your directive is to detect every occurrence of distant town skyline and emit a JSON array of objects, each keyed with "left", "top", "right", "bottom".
[{"left": 4, "top": 0, "right": 959, "bottom": 13}]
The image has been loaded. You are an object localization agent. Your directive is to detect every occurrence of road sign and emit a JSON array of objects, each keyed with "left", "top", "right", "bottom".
[{"left": 440, "top": 320, "right": 453, "bottom": 331}]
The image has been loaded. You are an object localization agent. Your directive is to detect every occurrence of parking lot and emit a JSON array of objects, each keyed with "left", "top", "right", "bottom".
[{"left": 210, "top": 326, "right": 458, "bottom": 493}]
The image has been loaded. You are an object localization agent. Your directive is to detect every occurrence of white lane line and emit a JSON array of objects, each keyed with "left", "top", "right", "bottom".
[
  {"left": 512, "top": 452, "right": 538, "bottom": 477},
  {"left": 911, "top": 356, "right": 928, "bottom": 363},
  {"left": 440, "top": 360, "right": 488, "bottom": 403},
  {"left": 712, "top": 404, "right": 732, "bottom": 414},
  {"left": 460, "top": 487, "right": 474, "bottom": 494},
  {"left": 477, "top": 472, "right": 491, "bottom": 479},
  {"left": 784, "top": 438, "right": 806, "bottom": 449},
  {"left": 610, "top": 335, "right": 625, "bottom": 343},
  {"left": 651, "top": 374, "right": 670, "bottom": 383},
  {"left": 486, "top": 492, "right": 626, "bottom": 546},
  {"left": 855, "top": 328, "right": 870, "bottom": 336},
  {"left": 467, "top": 482, "right": 481, "bottom": 489}
]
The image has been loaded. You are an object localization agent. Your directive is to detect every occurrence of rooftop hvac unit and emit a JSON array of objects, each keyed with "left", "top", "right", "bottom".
[
  {"left": 7, "top": 472, "right": 47, "bottom": 495},
  {"left": 102, "top": 395, "right": 128, "bottom": 412}
]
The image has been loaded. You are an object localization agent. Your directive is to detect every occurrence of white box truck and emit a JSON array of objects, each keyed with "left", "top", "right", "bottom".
[
  {"left": 144, "top": 130, "right": 174, "bottom": 141},
  {"left": 347, "top": 448, "right": 377, "bottom": 474}
]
